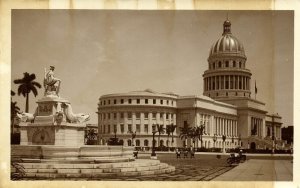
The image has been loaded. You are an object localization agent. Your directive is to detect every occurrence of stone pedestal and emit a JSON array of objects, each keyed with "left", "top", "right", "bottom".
[{"left": 19, "top": 95, "right": 87, "bottom": 146}]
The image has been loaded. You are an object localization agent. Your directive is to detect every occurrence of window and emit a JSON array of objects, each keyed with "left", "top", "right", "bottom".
[
  {"left": 233, "top": 61, "right": 236, "bottom": 67},
  {"left": 128, "top": 112, "right": 132, "bottom": 119},
  {"left": 136, "top": 113, "right": 140, "bottom": 119},
  {"left": 153, "top": 99, "right": 156, "bottom": 104},
  {"left": 114, "top": 99, "right": 117, "bottom": 104},
  {"left": 239, "top": 62, "right": 242, "bottom": 68},
  {"left": 127, "top": 139, "right": 132, "bottom": 146},
  {"left": 145, "top": 99, "right": 148, "bottom": 104},
  {"left": 136, "top": 124, "right": 140, "bottom": 133},
  {"left": 213, "top": 63, "right": 215, "bottom": 69},
  {"left": 144, "top": 112, "right": 148, "bottom": 119},
  {"left": 219, "top": 61, "right": 222, "bottom": 67},
  {"left": 171, "top": 101, "right": 174, "bottom": 105},
  {"left": 108, "top": 113, "right": 111, "bottom": 119},
  {"left": 113, "top": 124, "right": 117, "bottom": 132},
  {"left": 144, "top": 140, "right": 149, "bottom": 146},
  {"left": 166, "top": 114, "right": 169, "bottom": 119},
  {"left": 121, "top": 99, "right": 124, "bottom": 104},
  {"left": 128, "top": 99, "right": 132, "bottom": 104},
  {"left": 167, "top": 100, "right": 169, "bottom": 105},
  {"left": 160, "top": 100, "right": 163, "bottom": 105},
  {"left": 120, "top": 124, "right": 124, "bottom": 133},
  {"left": 108, "top": 100, "right": 110, "bottom": 105},
  {"left": 226, "top": 61, "right": 229, "bottom": 67},
  {"left": 160, "top": 113, "right": 163, "bottom": 119},
  {"left": 152, "top": 125, "right": 156, "bottom": 132},
  {"left": 107, "top": 124, "right": 110, "bottom": 133},
  {"left": 103, "top": 125, "right": 106, "bottom": 133},
  {"left": 100, "top": 101, "right": 102, "bottom": 105},
  {"left": 103, "top": 113, "right": 106, "bottom": 120},
  {"left": 144, "top": 124, "right": 148, "bottom": 133},
  {"left": 152, "top": 113, "right": 156, "bottom": 119},
  {"left": 120, "top": 112, "right": 124, "bottom": 119},
  {"left": 113, "top": 113, "right": 117, "bottom": 119},
  {"left": 137, "top": 99, "right": 140, "bottom": 104},
  {"left": 136, "top": 140, "right": 140, "bottom": 146},
  {"left": 128, "top": 124, "right": 132, "bottom": 132},
  {"left": 104, "top": 101, "right": 106, "bottom": 105}
]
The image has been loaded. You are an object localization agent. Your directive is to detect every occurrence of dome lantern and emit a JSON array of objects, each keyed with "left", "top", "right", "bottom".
[{"left": 223, "top": 19, "right": 231, "bottom": 35}]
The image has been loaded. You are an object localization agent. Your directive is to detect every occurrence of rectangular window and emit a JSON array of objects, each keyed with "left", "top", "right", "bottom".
[
  {"left": 128, "top": 99, "right": 132, "bottom": 104},
  {"left": 166, "top": 114, "right": 169, "bottom": 119},
  {"left": 107, "top": 124, "right": 110, "bottom": 133},
  {"left": 103, "top": 125, "right": 106, "bottom": 133},
  {"left": 136, "top": 113, "right": 140, "bottom": 119},
  {"left": 113, "top": 124, "right": 117, "bottom": 132},
  {"left": 153, "top": 99, "right": 156, "bottom": 104},
  {"left": 114, "top": 99, "right": 117, "bottom": 104},
  {"left": 100, "top": 101, "right": 102, "bottom": 105},
  {"left": 120, "top": 112, "right": 124, "bottom": 119},
  {"left": 114, "top": 113, "right": 117, "bottom": 119},
  {"left": 137, "top": 99, "right": 140, "bottom": 104},
  {"left": 160, "top": 113, "right": 163, "bottom": 119},
  {"left": 152, "top": 125, "right": 156, "bottom": 132},
  {"left": 103, "top": 113, "right": 106, "bottom": 120},
  {"left": 160, "top": 100, "right": 163, "bottom": 104},
  {"left": 120, "top": 124, "right": 124, "bottom": 133},
  {"left": 144, "top": 112, "right": 148, "bottom": 119},
  {"left": 128, "top": 124, "right": 132, "bottom": 132},
  {"left": 145, "top": 99, "right": 148, "bottom": 104},
  {"left": 108, "top": 113, "right": 110, "bottom": 119},
  {"left": 167, "top": 100, "right": 169, "bottom": 105},
  {"left": 128, "top": 112, "right": 132, "bottom": 119},
  {"left": 108, "top": 100, "right": 110, "bottom": 105},
  {"left": 144, "top": 124, "right": 148, "bottom": 133},
  {"left": 104, "top": 101, "right": 106, "bottom": 105},
  {"left": 171, "top": 101, "right": 173, "bottom": 105},
  {"left": 152, "top": 113, "right": 156, "bottom": 119},
  {"left": 121, "top": 99, "right": 124, "bottom": 104},
  {"left": 136, "top": 124, "right": 140, "bottom": 133}
]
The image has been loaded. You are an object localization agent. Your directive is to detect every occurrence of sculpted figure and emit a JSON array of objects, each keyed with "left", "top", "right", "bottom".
[
  {"left": 62, "top": 103, "right": 90, "bottom": 123},
  {"left": 16, "top": 112, "right": 35, "bottom": 123},
  {"left": 44, "top": 66, "right": 61, "bottom": 96}
]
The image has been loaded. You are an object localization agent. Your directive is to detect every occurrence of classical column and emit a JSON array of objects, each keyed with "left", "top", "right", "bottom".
[
  {"left": 229, "top": 75, "right": 231, "bottom": 89},
  {"left": 237, "top": 76, "right": 240, "bottom": 90}
]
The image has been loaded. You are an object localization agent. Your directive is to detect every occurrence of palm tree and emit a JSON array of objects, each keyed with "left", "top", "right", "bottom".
[
  {"left": 11, "top": 90, "right": 20, "bottom": 132},
  {"left": 169, "top": 124, "right": 177, "bottom": 148},
  {"left": 189, "top": 127, "right": 199, "bottom": 149},
  {"left": 14, "top": 72, "right": 41, "bottom": 112},
  {"left": 179, "top": 124, "right": 192, "bottom": 148},
  {"left": 197, "top": 124, "right": 206, "bottom": 148},
  {"left": 156, "top": 124, "right": 165, "bottom": 147}
]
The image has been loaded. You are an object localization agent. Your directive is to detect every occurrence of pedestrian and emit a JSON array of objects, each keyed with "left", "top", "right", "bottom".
[
  {"left": 183, "top": 149, "right": 188, "bottom": 158},
  {"left": 176, "top": 148, "right": 181, "bottom": 159},
  {"left": 190, "top": 148, "right": 195, "bottom": 158}
]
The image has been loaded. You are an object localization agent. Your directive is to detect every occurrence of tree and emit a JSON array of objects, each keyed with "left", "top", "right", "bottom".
[
  {"left": 14, "top": 72, "right": 41, "bottom": 112},
  {"left": 189, "top": 127, "right": 199, "bottom": 149},
  {"left": 156, "top": 124, "right": 165, "bottom": 147},
  {"left": 85, "top": 128, "right": 98, "bottom": 145},
  {"left": 166, "top": 124, "right": 176, "bottom": 149},
  {"left": 179, "top": 124, "right": 192, "bottom": 148},
  {"left": 11, "top": 90, "right": 20, "bottom": 132},
  {"left": 197, "top": 124, "right": 206, "bottom": 148}
]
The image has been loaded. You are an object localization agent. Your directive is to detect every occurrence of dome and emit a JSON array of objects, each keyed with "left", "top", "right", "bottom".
[{"left": 209, "top": 20, "right": 246, "bottom": 59}]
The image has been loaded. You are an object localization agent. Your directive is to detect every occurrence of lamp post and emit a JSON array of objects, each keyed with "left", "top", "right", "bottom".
[
  {"left": 127, "top": 130, "right": 136, "bottom": 146},
  {"left": 213, "top": 134, "right": 217, "bottom": 151},
  {"left": 151, "top": 126, "right": 158, "bottom": 157},
  {"left": 198, "top": 124, "right": 205, "bottom": 148},
  {"left": 222, "top": 135, "right": 226, "bottom": 153},
  {"left": 238, "top": 134, "right": 241, "bottom": 148}
]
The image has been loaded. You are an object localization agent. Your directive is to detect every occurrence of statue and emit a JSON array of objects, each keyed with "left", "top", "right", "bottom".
[
  {"left": 44, "top": 66, "right": 61, "bottom": 96},
  {"left": 62, "top": 103, "right": 90, "bottom": 123},
  {"left": 16, "top": 112, "right": 35, "bottom": 123}
]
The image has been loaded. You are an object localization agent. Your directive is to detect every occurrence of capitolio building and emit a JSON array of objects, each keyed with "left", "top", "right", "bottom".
[{"left": 97, "top": 19, "right": 283, "bottom": 151}]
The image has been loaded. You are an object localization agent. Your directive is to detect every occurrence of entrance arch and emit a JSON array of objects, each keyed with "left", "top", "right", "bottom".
[{"left": 250, "top": 142, "right": 256, "bottom": 150}]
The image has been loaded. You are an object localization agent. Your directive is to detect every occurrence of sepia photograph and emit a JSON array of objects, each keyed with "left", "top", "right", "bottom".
[{"left": 6, "top": 6, "right": 294, "bottom": 185}]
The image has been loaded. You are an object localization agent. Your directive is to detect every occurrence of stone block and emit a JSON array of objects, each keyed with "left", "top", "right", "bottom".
[
  {"left": 139, "top": 171, "right": 155, "bottom": 176},
  {"left": 81, "top": 169, "right": 104, "bottom": 174},
  {"left": 38, "top": 169, "right": 58, "bottom": 173},
  {"left": 24, "top": 169, "right": 38, "bottom": 173},
  {"left": 57, "top": 169, "right": 80, "bottom": 174},
  {"left": 121, "top": 167, "right": 136, "bottom": 172}
]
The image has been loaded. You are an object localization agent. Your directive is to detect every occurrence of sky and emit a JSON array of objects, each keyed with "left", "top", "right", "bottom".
[{"left": 11, "top": 10, "right": 293, "bottom": 126}]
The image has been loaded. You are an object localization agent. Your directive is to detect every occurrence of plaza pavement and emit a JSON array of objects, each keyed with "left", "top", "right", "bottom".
[{"left": 213, "top": 159, "right": 293, "bottom": 181}]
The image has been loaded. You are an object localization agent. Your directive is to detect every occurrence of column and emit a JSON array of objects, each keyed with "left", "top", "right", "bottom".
[
  {"left": 237, "top": 76, "right": 240, "bottom": 89},
  {"left": 229, "top": 75, "right": 231, "bottom": 89},
  {"left": 219, "top": 76, "right": 221, "bottom": 90},
  {"left": 214, "top": 76, "right": 217, "bottom": 90},
  {"left": 117, "top": 112, "right": 121, "bottom": 133},
  {"left": 233, "top": 75, "right": 236, "bottom": 89}
]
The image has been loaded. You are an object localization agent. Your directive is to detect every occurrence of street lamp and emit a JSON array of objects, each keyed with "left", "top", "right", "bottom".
[
  {"left": 151, "top": 126, "right": 158, "bottom": 157},
  {"left": 127, "top": 130, "right": 136, "bottom": 146},
  {"left": 238, "top": 134, "right": 241, "bottom": 148},
  {"left": 222, "top": 135, "right": 226, "bottom": 153}
]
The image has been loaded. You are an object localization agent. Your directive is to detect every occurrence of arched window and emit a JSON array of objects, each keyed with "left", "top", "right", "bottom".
[
  {"left": 127, "top": 139, "right": 132, "bottom": 146},
  {"left": 160, "top": 140, "right": 164, "bottom": 147},
  {"left": 136, "top": 139, "right": 140, "bottom": 146},
  {"left": 239, "top": 62, "right": 242, "bottom": 68},
  {"left": 144, "top": 140, "right": 149, "bottom": 147},
  {"left": 225, "top": 61, "right": 229, "bottom": 67}
]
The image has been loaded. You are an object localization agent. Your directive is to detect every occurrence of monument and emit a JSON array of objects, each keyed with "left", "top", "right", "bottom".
[
  {"left": 17, "top": 66, "right": 90, "bottom": 146},
  {"left": 12, "top": 67, "right": 175, "bottom": 180}
]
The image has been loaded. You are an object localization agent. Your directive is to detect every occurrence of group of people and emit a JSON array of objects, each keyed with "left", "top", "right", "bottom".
[{"left": 175, "top": 147, "right": 195, "bottom": 159}]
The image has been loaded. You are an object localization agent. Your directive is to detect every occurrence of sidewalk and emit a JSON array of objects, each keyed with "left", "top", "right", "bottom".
[{"left": 213, "top": 159, "right": 293, "bottom": 181}]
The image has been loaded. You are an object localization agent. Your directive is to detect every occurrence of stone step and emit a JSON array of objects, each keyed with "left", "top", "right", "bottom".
[{"left": 22, "top": 165, "right": 175, "bottom": 179}]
